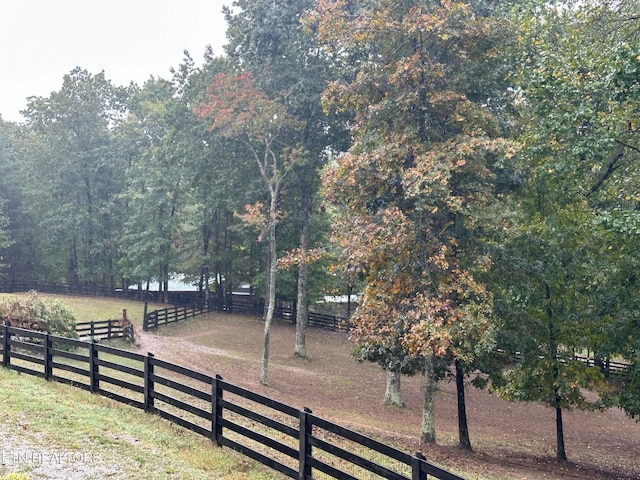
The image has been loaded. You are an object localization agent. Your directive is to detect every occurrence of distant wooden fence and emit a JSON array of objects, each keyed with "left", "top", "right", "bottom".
[
  {"left": 75, "top": 319, "right": 124, "bottom": 340},
  {"left": 0, "top": 280, "right": 352, "bottom": 333},
  {"left": 142, "top": 296, "right": 350, "bottom": 332},
  {"left": 0, "top": 324, "right": 464, "bottom": 480}
]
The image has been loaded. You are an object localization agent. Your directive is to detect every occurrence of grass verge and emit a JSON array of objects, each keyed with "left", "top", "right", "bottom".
[{"left": 0, "top": 367, "right": 284, "bottom": 480}]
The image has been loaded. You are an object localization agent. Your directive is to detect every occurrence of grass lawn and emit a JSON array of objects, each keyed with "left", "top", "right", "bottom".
[
  {"left": 0, "top": 292, "right": 165, "bottom": 327},
  {"left": 0, "top": 367, "right": 283, "bottom": 480}
]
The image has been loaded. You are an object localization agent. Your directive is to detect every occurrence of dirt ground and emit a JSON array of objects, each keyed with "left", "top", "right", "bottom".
[{"left": 134, "top": 313, "right": 640, "bottom": 480}]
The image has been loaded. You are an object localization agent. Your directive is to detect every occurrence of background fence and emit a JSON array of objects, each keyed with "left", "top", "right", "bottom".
[
  {"left": 0, "top": 280, "right": 352, "bottom": 333},
  {"left": 75, "top": 319, "right": 125, "bottom": 340},
  {"left": 0, "top": 324, "right": 464, "bottom": 480},
  {"left": 140, "top": 296, "right": 351, "bottom": 332}
]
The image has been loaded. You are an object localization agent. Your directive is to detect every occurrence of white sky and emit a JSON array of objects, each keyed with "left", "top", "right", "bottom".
[{"left": 0, "top": 0, "right": 230, "bottom": 122}]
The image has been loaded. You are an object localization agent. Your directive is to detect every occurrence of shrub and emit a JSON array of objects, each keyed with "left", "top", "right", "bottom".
[{"left": 0, "top": 291, "right": 78, "bottom": 338}]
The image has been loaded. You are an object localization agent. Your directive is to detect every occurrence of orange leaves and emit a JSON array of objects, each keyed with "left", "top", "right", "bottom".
[
  {"left": 235, "top": 202, "right": 268, "bottom": 236},
  {"left": 277, "top": 247, "right": 325, "bottom": 270},
  {"left": 195, "top": 71, "right": 291, "bottom": 142}
]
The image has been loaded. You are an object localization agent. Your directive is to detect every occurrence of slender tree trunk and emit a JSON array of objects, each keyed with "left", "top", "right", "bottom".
[
  {"left": 384, "top": 369, "right": 405, "bottom": 407},
  {"left": 555, "top": 401, "right": 567, "bottom": 460},
  {"left": 294, "top": 188, "right": 311, "bottom": 358},
  {"left": 455, "top": 359, "right": 472, "bottom": 451},
  {"left": 545, "top": 281, "right": 567, "bottom": 461},
  {"left": 260, "top": 194, "right": 278, "bottom": 385},
  {"left": 421, "top": 353, "right": 437, "bottom": 444}
]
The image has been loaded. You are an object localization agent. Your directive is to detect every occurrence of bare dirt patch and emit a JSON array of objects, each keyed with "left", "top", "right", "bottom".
[{"left": 133, "top": 313, "right": 640, "bottom": 480}]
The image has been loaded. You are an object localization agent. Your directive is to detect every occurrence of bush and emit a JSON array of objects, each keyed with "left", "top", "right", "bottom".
[{"left": 0, "top": 291, "right": 78, "bottom": 338}]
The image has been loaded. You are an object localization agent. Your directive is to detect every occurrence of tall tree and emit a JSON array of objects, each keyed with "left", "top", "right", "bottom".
[
  {"left": 116, "top": 76, "right": 194, "bottom": 301},
  {"left": 225, "top": 0, "right": 349, "bottom": 358},
  {"left": 312, "top": 0, "right": 514, "bottom": 447},
  {"left": 0, "top": 118, "right": 23, "bottom": 278},
  {"left": 21, "top": 68, "right": 125, "bottom": 285},
  {"left": 196, "top": 71, "right": 303, "bottom": 385},
  {"left": 492, "top": 0, "right": 640, "bottom": 460}
]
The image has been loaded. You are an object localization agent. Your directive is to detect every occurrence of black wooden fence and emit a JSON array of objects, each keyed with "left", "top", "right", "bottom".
[
  {"left": 142, "top": 295, "right": 350, "bottom": 332},
  {"left": 75, "top": 319, "right": 124, "bottom": 340},
  {"left": 0, "top": 324, "right": 464, "bottom": 480},
  {"left": 0, "top": 280, "right": 352, "bottom": 332}
]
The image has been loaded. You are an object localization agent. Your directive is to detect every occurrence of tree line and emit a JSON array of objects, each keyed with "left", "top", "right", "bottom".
[{"left": 1, "top": 0, "right": 639, "bottom": 462}]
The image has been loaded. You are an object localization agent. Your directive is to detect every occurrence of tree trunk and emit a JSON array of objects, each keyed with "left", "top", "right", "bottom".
[
  {"left": 260, "top": 194, "right": 278, "bottom": 386},
  {"left": 545, "top": 281, "right": 567, "bottom": 461},
  {"left": 294, "top": 188, "right": 311, "bottom": 359},
  {"left": 555, "top": 402, "right": 567, "bottom": 461},
  {"left": 421, "top": 353, "right": 437, "bottom": 444},
  {"left": 455, "top": 358, "right": 472, "bottom": 451},
  {"left": 384, "top": 369, "right": 405, "bottom": 407}
]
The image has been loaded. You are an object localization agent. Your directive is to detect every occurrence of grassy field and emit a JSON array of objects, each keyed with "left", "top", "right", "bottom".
[
  {"left": 0, "top": 367, "right": 283, "bottom": 480},
  {"left": 0, "top": 292, "right": 165, "bottom": 327},
  {"left": 0, "top": 293, "right": 284, "bottom": 480}
]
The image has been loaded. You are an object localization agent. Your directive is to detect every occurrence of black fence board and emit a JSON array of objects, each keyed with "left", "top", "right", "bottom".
[
  {"left": 51, "top": 349, "right": 89, "bottom": 363},
  {"left": 51, "top": 361, "right": 90, "bottom": 377},
  {"left": 96, "top": 389, "right": 145, "bottom": 410},
  {"left": 152, "top": 390, "right": 210, "bottom": 421},
  {"left": 51, "top": 375, "right": 90, "bottom": 391},
  {"left": 9, "top": 351, "right": 44, "bottom": 365},
  {"left": 8, "top": 363, "right": 44, "bottom": 377},
  {"left": 219, "top": 417, "right": 298, "bottom": 460},
  {"left": 308, "top": 456, "right": 359, "bottom": 480},
  {"left": 309, "top": 435, "right": 406, "bottom": 480},
  {"left": 96, "top": 358, "right": 144, "bottom": 378},
  {"left": 155, "top": 408, "right": 210, "bottom": 438},
  {"left": 151, "top": 374, "right": 211, "bottom": 403},
  {"left": 311, "top": 414, "right": 412, "bottom": 464},
  {"left": 151, "top": 357, "right": 212, "bottom": 384},
  {"left": 94, "top": 343, "right": 144, "bottom": 361},
  {"left": 96, "top": 373, "right": 144, "bottom": 394},
  {"left": 220, "top": 380, "right": 300, "bottom": 417},
  {"left": 219, "top": 436, "right": 298, "bottom": 479},
  {"left": 221, "top": 398, "right": 298, "bottom": 438}
]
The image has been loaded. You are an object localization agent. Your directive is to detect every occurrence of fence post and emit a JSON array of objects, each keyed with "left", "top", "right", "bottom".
[
  {"left": 411, "top": 452, "right": 426, "bottom": 480},
  {"left": 211, "top": 374, "right": 223, "bottom": 446},
  {"left": 89, "top": 341, "right": 99, "bottom": 393},
  {"left": 3, "top": 323, "right": 10, "bottom": 368},
  {"left": 299, "top": 407, "right": 313, "bottom": 480},
  {"left": 44, "top": 332, "right": 52, "bottom": 380},
  {"left": 144, "top": 352, "right": 155, "bottom": 412},
  {"left": 90, "top": 321, "right": 95, "bottom": 339},
  {"left": 107, "top": 319, "right": 112, "bottom": 340},
  {"left": 142, "top": 302, "right": 149, "bottom": 331}
]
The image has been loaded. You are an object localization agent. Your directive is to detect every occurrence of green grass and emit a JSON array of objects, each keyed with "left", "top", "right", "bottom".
[
  {"left": 0, "top": 367, "right": 284, "bottom": 479},
  {"left": 0, "top": 292, "right": 165, "bottom": 328}
]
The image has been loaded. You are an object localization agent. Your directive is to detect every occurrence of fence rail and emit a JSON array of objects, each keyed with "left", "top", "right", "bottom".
[
  {"left": 75, "top": 319, "right": 124, "bottom": 340},
  {"left": 0, "top": 324, "right": 463, "bottom": 480}
]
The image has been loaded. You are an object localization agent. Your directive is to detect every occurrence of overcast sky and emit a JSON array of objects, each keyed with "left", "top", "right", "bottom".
[{"left": 0, "top": 0, "right": 229, "bottom": 122}]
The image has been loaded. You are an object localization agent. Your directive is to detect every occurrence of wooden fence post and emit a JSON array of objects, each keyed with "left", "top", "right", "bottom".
[
  {"left": 411, "top": 452, "right": 427, "bottom": 480},
  {"left": 144, "top": 352, "right": 155, "bottom": 412},
  {"left": 211, "top": 374, "right": 223, "bottom": 446},
  {"left": 3, "top": 323, "right": 10, "bottom": 368},
  {"left": 142, "top": 302, "right": 149, "bottom": 331},
  {"left": 44, "top": 332, "right": 52, "bottom": 380},
  {"left": 89, "top": 341, "right": 99, "bottom": 393},
  {"left": 299, "top": 407, "right": 313, "bottom": 480}
]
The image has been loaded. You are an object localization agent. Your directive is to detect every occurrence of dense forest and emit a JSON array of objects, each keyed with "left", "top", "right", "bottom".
[{"left": 1, "top": 0, "right": 639, "bottom": 461}]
